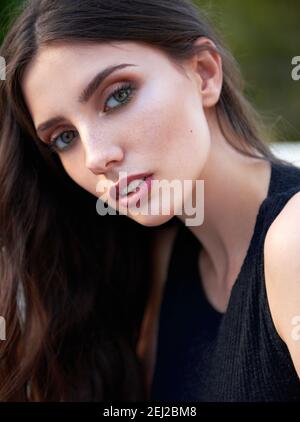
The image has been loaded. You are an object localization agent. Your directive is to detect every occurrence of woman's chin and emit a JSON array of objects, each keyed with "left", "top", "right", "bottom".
[
  {"left": 129, "top": 212, "right": 175, "bottom": 227},
  {"left": 115, "top": 194, "right": 181, "bottom": 226}
]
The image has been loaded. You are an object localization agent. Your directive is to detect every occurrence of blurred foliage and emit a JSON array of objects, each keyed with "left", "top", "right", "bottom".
[
  {"left": 0, "top": 0, "right": 21, "bottom": 41},
  {"left": 197, "top": 0, "right": 300, "bottom": 142},
  {"left": 0, "top": 0, "right": 299, "bottom": 141}
]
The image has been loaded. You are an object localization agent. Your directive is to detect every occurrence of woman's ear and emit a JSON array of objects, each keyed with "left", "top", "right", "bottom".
[{"left": 184, "top": 37, "right": 223, "bottom": 108}]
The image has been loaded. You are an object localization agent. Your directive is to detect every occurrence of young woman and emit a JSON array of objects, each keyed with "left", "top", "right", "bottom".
[{"left": 0, "top": 0, "right": 300, "bottom": 402}]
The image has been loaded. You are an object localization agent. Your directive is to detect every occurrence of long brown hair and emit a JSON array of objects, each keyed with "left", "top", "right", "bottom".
[{"left": 0, "top": 0, "right": 288, "bottom": 401}]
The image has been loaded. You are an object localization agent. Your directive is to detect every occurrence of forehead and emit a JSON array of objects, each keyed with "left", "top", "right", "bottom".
[
  {"left": 21, "top": 41, "right": 174, "bottom": 115},
  {"left": 24, "top": 40, "right": 167, "bottom": 75}
]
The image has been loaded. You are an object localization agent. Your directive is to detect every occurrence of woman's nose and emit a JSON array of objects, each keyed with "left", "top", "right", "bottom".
[{"left": 84, "top": 142, "right": 124, "bottom": 175}]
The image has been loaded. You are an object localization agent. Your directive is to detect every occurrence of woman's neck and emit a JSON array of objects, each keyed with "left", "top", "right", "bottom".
[{"left": 178, "top": 132, "right": 272, "bottom": 294}]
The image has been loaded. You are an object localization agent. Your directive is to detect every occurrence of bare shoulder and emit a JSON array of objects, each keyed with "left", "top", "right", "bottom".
[{"left": 264, "top": 190, "right": 300, "bottom": 377}]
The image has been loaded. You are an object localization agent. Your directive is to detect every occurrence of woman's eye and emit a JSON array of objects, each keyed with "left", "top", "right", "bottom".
[
  {"left": 47, "top": 83, "right": 135, "bottom": 153},
  {"left": 104, "top": 82, "right": 135, "bottom": 113},
  {"left": 49, "top": 130, "right": 78, "bottom": 152}
]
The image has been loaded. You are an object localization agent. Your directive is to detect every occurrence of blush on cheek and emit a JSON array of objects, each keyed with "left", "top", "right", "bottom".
[{"left": 61, "top": 161, "right": 97, "bottom": 197}]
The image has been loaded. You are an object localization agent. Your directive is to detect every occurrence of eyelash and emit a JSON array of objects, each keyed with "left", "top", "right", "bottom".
[{"left": 47, "top": 81, "right": 136, "bottom": 153}]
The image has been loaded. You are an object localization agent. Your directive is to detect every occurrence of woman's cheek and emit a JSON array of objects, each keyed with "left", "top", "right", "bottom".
[{"left": 60, "top": 156, "right": 97, "bottom": 196}]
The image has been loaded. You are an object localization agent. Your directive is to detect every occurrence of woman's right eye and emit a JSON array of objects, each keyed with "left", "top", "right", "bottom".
[{"left": 49, "top": 130, "right": 79, "bottom": 152}]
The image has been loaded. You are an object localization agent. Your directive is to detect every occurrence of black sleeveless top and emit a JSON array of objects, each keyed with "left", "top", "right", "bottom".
[{"left": 150, "top": 161, "right": 300, "bottom": 402}]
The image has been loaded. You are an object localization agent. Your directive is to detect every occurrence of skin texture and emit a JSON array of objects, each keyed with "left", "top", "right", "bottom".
[
  {"left": 21, "top": 38, "right": 300, "bottom": 388},
  {"left": 264, "top": 191, "right": 300, "bottom": 379},
  {"left": 21, "top": 38, "right": 271, "bottom": 297},
  {"left": 22, "top": 40, "right": 212, "bottom": 227}
]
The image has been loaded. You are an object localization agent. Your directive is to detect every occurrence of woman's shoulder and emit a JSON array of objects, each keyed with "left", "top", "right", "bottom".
[{"left": 263, "top": 189, "right": 300, "bottom": 378}]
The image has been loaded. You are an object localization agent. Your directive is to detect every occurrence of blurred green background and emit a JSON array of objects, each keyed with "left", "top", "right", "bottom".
[{"left": 1, "top": 0, "right": 299, "bottom": 142}]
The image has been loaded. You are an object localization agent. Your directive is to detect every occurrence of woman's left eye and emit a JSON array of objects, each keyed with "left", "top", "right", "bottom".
[
  {"left": 104, "top": 82, "right": 136, "bottom": 113},
  {"left": 47, "top": 83, "right": 136, "bottom": 154}
]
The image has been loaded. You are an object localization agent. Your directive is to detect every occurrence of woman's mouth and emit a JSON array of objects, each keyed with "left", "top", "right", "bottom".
[
  {"left": 110, "top": 173, "right": 153, "bottom": 208},
  {"left": 120, "top": 175, "right": 148, "bottom": 197}
]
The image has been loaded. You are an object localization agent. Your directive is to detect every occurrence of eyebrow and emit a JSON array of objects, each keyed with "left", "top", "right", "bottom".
[{"left": 36, "top": 63, "right": 137, "bottom": 136}]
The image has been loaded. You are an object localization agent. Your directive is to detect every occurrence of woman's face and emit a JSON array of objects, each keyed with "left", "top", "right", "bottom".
[{"left": 22, "top": 41, "right": 216, "bottom": 226}]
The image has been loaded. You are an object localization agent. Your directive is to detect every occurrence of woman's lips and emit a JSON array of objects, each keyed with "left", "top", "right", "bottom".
[
  {"left": 108, "top": 173, "right": 153, "bottom": 208},
  {"left": 118, "top": 174, "right": 153, "bottom": 209}
]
